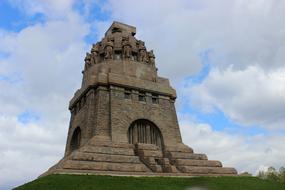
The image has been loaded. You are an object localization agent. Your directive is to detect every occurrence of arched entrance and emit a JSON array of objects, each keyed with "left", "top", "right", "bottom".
[
  {"left": 70, "top": 127, "right": 81, "bottom": 151},
  {"left": 128, "top": 119, "right": 163, "bottom": 148}
]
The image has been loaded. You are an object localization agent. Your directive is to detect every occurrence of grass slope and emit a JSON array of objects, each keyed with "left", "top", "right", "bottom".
[{"left": 14, "top": 174, "right": 285, "bottom": 190}]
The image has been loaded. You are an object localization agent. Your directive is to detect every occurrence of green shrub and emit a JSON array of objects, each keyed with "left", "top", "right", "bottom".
[{"left": 258, "top": 166, "right": 285, "bottom": 184}]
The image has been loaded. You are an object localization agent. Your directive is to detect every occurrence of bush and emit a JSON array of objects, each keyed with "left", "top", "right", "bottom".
[
  {"left": 258, "top": 166, "right": 285, "bottom": 184},
  {"left": 279, "top": 167, "right": 285, "bottom": 184}
]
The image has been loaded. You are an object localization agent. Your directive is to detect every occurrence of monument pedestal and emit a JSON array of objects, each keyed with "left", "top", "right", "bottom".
[{"left": 42, "top": 137, "right": 236, "bottom": 177}]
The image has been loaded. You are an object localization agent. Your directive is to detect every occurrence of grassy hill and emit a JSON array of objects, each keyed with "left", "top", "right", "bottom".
[{"left": 14, "top": 174, "right": 285, "bottom": 190}]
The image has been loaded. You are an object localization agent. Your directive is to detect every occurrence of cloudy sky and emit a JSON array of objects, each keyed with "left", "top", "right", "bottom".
[{"left": 1, "top": 0, "right": 285, "bottom": 189}]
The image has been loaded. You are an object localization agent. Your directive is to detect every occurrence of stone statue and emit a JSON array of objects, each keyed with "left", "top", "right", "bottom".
[
  {"left": 148, "top": 50, "right": 155, "bottom": 66},
  {"left": 138, "top": 41, "right": 148, "bottom": 62},
  {"left": 91, "top": 43, "right": 99, "bottom": 64},
  {"left": 84, "top": 53, "right": 92, "bottom": 70},
  {"left": 139, "top": 48, "right": 148, "bottom": 62},
  {"left": 122, "top": 41, "right": 132, "bottom": 60},
  {"left": 104, "top": 41, "right": 114, "bottom": 60}
]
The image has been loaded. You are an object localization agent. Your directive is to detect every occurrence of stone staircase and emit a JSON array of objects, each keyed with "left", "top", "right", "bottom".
[
  {"left": 42, "top": 140, "right": 236, "bottom": 177},
  {"left": 134, "top": 143, "right": 178, "bottom": 173},
  {"left": 164, "top": 144, "right": 237, "bottom": 175},
  {"left": 60, "top": 142, "right": 151, "bottom": 173},
  {"left": 41, "top": 139, "right": 151, "bottom": 176}
]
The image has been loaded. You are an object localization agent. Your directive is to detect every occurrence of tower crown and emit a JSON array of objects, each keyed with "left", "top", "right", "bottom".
[
  {"left": 76, "top": 21, "right": 176, "bottom": 108},
  {"left": 83, "top": 21, "right": 155, "bottom": 71}
]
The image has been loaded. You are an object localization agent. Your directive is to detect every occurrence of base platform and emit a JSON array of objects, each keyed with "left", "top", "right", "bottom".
[{"left": 41, "top": 138, "right": 237, "bottom": 177}]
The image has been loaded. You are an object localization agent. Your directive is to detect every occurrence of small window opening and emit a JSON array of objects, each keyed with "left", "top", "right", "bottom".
[
  {"left": 112, "top": 27, "right": 122, "bottom": 33},
  {"left": 82, "top": 95, "right": 87, "bottom": 105},
  {"left": 138, "top": 91, "right": 146, "bottom": 102},
  {"left": 124, "top": 89, "right": 131, "bottom": 99},
  {"left": 152, "top": 94, "right": 159, "bottom": 104},
  {"left": 78, "top": 100, "right": 81, "bottom": 110}
]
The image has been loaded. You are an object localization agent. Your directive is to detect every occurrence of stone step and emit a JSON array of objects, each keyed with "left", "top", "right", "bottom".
[
  {"left": 177, "top": 166, "right": 237, "bottom": 175},
  {"left": 109, "top": 143, "right": 134, "bottom": 149},
  {"left": 164, "top": 144, "right": 193, "bottom": 153},
  {"left": 89, "top": 139, "right": 135, "bottom": 149},
  {"left": 80, "top": 146, "right": 135, "bottom": 156},
  {"left": 72, "top": 152, "right": 141, "bottom": 163},
  {"left": 137, "top": 149, "right": 163, "bottom": 157},
  {"left": 166, "top": 152, "right": 208, "bottom": 160},
  {"left": 62, "top": 160, "right": 151, "bottom": 172},
  {"left": 135, "top": 143, "right": 160, "bottom": 151},
  {"left": 173, "top": 159, "right": 222, "bottom": 167}
]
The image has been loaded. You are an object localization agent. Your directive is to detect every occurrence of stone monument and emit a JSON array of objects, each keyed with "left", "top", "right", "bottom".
[{"left": 42, "top": 22, "right": 237, "bottom": 176}]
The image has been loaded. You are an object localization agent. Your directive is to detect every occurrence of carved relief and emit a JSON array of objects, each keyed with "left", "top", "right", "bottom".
[
  {"left": 148, "top": 50, "right": 155, "bottom": 66},
  {"left": 122, "top": 39, "right": 132, "bottom": 60},
  {"left": 104, "top": 40, "right": 114, "bottom": 60},
  {"left": 139, "top": 49, "right": 148, "bottom": 62},
  {"left": 138, "top": 41, "right": 148, "bottom": 62},
  {"left": 85, "top": 31, "right": 155, "bottom": 65},
  {"left": 91, "top": 43, "right": 99, "bottom": 64},
  {"left": 84, "top": 53, "right": 92, "bottom": 70}
]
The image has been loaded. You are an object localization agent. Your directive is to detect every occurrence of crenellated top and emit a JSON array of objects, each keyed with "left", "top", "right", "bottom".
[{"left": 84, "top": 21, "right": 156, "bottom": 71}]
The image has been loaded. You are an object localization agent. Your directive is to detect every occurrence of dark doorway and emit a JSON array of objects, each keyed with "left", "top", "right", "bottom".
[
  {"left": 70, "top": 127, "right": 81, "bottom": 151},
  {"left": 128, "top": 119, "right": 163, "bottom": 148}
]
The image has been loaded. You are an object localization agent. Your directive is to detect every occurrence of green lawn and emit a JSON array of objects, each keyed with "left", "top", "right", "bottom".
[{"left": 14, "top": 174, "right": 285, "bottom": 190}]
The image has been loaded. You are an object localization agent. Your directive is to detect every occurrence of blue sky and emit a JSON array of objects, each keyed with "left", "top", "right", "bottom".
[
  {"left": 1, "top": 1, "right": 285, "bottom": 189},
  {"left": 0, "top": 1, "right": 46, "bottom": 32}
]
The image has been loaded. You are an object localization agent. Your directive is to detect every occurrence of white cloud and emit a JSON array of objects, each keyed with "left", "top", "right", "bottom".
[
  {"left": 0, "top": 2, "right": 92, "bottom": 189},
  {"left": 0, "top": 13, "right": 89, "bottom": 113},
  {"left": 0, "top": 115, "right": 66, "bottom": 190},
  {"left": 8, "top": 0, "right": 75, "bottom": 18},
  {"left": 187, "top": 65, "right": 285, "bottom": 129},
  {"left": 103, "top": 0, "right": 285, "bottom": 80},
  {"left": 180, "top": 116, "right": 285, "bottom": 174}
]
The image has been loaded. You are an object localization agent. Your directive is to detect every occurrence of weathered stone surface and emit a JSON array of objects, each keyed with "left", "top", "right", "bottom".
[
  {"left": 137, "top": 149, "right": 163, "bottom": 157},
  {"left": 173, "top": 159, "right": 222, "bottom": 167},
  {"left": 135, "top": 143, "right": 160, "bottom": 151},
  {"left": 165, "top": 144, "right": 194, "bottom": 153},
  {"left": 166, "top": 152, "right": 208, "bottom": 160},
  {"left": 81, "top": 146, "right": 135, "bottom": 156},
  {"left": 43, "top": 21, "right": 237, "bottom": 177},
  {"left": 72, "top": 152, "right": 141, "bottom": 163},
  {"left": 63, "top": 160, "right": 150, "bottom": 172},
  {"left": 177, "top": 166, "right": 237, "bottom": 175}
]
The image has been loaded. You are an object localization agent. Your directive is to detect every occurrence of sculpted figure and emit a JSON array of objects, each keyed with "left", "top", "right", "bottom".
[
  {"left": 84, "top": 53, "right": 92, "bottom": 70},
  {"left": 148, "top": 50, "right": 155, "bottom": 66},
  {"left": 139, "top": 48, "right": 148, "bottom": 62},
  {"left": 104, "top": 41, "right": 114, "bottom": 60},
  {"left": 122, "top": 41, "right": 132, "bottom": 60},
  {"left": 138, "top": 41, "right": 148, "bottom": 62},
  {"left": 91, "top": 44, "right": 99, "bottom": 64}
]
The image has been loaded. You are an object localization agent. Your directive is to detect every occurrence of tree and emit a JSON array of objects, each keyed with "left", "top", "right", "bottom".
[
  {"left": 279, "top": 167, "right": 285, "bottom": 184},
  {"left": 258, "top": 170, "right": 266, "bottom": 179},
  {"left": 258, "top": 166, "right": 285, "bottom": 184}
]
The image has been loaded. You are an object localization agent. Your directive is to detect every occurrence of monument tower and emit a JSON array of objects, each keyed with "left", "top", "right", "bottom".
[{"left": 43, "top": 22, "right": 237, "bottom": 176}]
